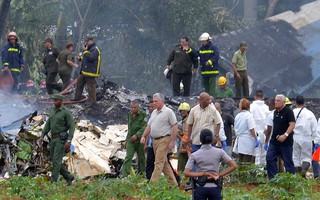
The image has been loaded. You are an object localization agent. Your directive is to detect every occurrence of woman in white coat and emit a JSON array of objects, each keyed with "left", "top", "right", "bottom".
[{"left": 233, "top": 98, "right": 259, "bottom": 163}]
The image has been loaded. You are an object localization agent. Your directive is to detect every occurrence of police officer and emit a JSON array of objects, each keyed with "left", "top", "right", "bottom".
[
  {"left": 122, "top": 100, "right": 147, "bottom": 177},
  {"left": 74, "top": 36, "right": 101, "bottom": 105},
  {"left": 184, "top": 129, "right": 237, "bottom": 200},
  {"left": 42, "top": 38, "right": 62, "bottom": 94},
  {"left": 1, "top": 31, "right": 24, "bottom": 92},
  {"left": 38, "top": 94, "right": 75, "bottom": 185}
]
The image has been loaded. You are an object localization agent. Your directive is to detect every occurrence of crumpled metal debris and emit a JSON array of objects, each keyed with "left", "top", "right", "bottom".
[{"left": 65, "top": 120, "right": 128, "bottom": 179}]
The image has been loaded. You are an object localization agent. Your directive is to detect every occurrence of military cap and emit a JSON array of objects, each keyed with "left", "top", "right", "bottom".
[{"left": 52, "top": 94, "right": 64, "bottom": 101}]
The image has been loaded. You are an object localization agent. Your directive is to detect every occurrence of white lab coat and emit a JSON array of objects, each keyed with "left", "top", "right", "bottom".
[
  {"left": 233, "top": 110, "right": 256, "bottom": 156},
  {"left": 293, "top": 107, "right": 317, "bottom": 166},
  {"left": 250, "top": 100, "right": 269, "bottom": 165}
]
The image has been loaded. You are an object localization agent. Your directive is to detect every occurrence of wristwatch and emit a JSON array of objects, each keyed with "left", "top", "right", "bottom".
[{"left": 284, "top": 133, "right": 289, "bottom": 137}]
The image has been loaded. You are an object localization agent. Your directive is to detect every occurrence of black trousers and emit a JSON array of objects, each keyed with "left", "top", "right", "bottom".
[
  {"left": 146, "top": 147, "right": 155, "bottom": 181},
  {"left": 172, "top": 73, "right": 192, "bottom": 96},
  {"left": 46, "top": 72, "right": 62, "bottom": 94}
]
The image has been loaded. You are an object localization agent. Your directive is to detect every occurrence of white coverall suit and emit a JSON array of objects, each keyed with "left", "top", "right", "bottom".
[
  {"left": 250, "top": 100, "right": 269, "bottom": 165},
  {"left": 293, "top": 107, "right": 317, "bottom": 167}
]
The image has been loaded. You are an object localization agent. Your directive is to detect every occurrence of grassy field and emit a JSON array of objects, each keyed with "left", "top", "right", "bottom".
[{"left": 0, "top": 172, "right": 319, "bottom": 200}]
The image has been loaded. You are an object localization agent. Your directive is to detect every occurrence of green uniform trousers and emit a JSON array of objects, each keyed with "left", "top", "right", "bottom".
[
  {"left": 202, "top": 76, "right": 217, "bottom": 97},
  {"left": 50, "top": 138, "right": 74, "bottom": 182},
  {"left": 74, "top": 74, "right": 97, "bottom": 104},
  {"left": 177, "top": 152, "right": 188, "bottom": 172},
  {"left": 122, "top": 141, "right": 146, "bottom": 177}
]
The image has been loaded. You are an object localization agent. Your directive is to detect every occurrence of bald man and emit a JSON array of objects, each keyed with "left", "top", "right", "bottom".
[{"left": 187, "top": 92, "right": 222, "bottom": 153}]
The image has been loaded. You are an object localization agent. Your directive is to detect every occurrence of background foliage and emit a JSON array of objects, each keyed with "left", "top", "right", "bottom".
[{"left": 0, "top": 0, "right": 315, "bottom": 94}]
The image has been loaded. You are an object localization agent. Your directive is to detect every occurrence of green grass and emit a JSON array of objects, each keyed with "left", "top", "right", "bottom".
[{"left": 0, "top": 172, "right": 319, "bottom": 200}]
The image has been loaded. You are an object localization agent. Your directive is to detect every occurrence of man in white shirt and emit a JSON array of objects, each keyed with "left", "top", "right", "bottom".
[
  {"left": 293, "top": 96, "right": 317, "bottom": 177},
  {"left": 250, "top": 90, "right": 269, "bottom": 165}
]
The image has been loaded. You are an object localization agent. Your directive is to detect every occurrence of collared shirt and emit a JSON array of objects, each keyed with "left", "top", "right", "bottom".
[
  {"left": 250, "top": 100, "right": 269, "bottom": 133},
  {"left": 127, "top": 109, "right": 147, "bottom": 141},
  {"left": 58, "top": 49, "right": 73, "bottom": 73},
  {"left": 271, "top": 106, "right": 295, "bottom": 146},
  {"left": 187, "top": 104, "right": 222, "bottom": 145},
  {"left": 185, "top": 144, "right": 231, "bottom": 187},
  {"left": 42, "top": 105, "right": 75, "bottom": 140},
  {"left": 234, "top": 110, "right": 256, "bottom": 155},
  {"left": 148, "top": 105, "right": 177, "bottom": 138},
  {"left": 293, "top": 107, "right": 317, "bottom": 138},
  {"left": 232, "top": 49, "right": 247, "bottom": 71}
]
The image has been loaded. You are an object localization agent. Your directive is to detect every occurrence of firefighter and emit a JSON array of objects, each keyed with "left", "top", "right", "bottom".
[
  {"left": 198, "top": 32, "right": 220, "bottom": 98},
  {"left": 74, "top": 36, "right": 101, "bottom": 105},
  {"left": 177, "top": 102, "right": 191, "bottom": 172},
  {"left": 1, "top": 31, "right": 24, "bottom": 92}
]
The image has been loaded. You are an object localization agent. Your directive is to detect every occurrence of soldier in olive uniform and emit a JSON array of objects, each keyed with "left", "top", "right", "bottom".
[
  {"left": 121, "top": 100, "right": 147, "bottom": 177},
  {"left": 38, "top": 94, "right": 75, "bottom": 185},
  {"left": 42, "top": 38, "right": 62, "bottom": 94}
]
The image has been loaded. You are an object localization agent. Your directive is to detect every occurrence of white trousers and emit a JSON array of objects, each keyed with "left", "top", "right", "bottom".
[
  {"left": 293, "top": 135, "right": 312, "bottom": 166},
  {"left": 255, "top": 131, "right": 266, "bottom": 165}
]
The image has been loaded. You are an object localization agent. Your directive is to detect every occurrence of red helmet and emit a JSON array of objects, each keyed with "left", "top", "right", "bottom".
[
  {"left": 39, "top": 81, "right": 46, "bottom": 89},
  {"left": 26, "top": 80, "right": 34, "bottom": 87}
]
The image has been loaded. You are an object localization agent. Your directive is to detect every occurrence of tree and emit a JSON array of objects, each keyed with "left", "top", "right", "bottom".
[
  {"left": 265, "top": 0, "right": 280, "bottom": 18},
  {"left": 0, "top": 0, "right": 12, "bottom": 41}
]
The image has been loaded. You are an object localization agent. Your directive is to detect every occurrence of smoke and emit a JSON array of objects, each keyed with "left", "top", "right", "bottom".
[{"left": 0, "top": 92, "right": 35, "bottom": 129}]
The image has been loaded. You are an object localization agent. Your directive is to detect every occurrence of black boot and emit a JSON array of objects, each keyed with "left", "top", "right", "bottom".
[
  {"left": 295, "top": 166, "right": 302, "bottom": 173},
  {"left": 301, "top": 162, "right": 310, "bottom": 178}
]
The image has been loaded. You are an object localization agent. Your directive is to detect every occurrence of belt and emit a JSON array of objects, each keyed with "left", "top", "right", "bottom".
[
  {"left": 154, "top": 134, "right": 171, "bottom": 140},
  {"left": 51, "top": 133, "right": 60, "bottom": 139}
]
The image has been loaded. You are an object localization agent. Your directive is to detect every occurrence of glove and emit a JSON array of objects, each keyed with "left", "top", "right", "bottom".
[
  {"left": 264, "top": 144, "right": 268, "bottom": 151},
  {"left": 314, "top": 144, "right": 320, "bottom": 152},
  {"left": 222, "top": 140, "right": 227, "bottom": 150},
  {"left": 255, "top": 138, "right": 259, "bottom": 148}
]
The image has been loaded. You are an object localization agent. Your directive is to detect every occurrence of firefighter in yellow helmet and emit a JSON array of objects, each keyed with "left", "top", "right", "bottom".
[
  {"left": 1, "top": 31, "right": 24, "bottom": 92},
  {"left": 216, "top": 76, "right": 235, "bottom": 98},
  {"left": 177, "top": 102, "right": 191, "bottom": 172}
]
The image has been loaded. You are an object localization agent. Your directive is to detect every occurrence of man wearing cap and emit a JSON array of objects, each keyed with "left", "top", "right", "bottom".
[
  {"left": 74, "top": 36, "right": 101, "bottom": 105},
  {"left": 216, "top": 76, "right": 235, "bottom": 98},
  {"left": 42, "top": 38, "right": 62, "bottom": 94},
  {"left": 1, "top": 31, "right": 24, "bottom": 92},
  {"left": 57, "top": 42, "right": 78, "bottom": 90},
  {"left": 38, "top": 94, "right": 75, "bottom": 185},
  {"left": 231, "top": 42, "right": 249, "bottom": 97},
  {"left": 198, "top": 32, "right": 220, "bottom": 98}
]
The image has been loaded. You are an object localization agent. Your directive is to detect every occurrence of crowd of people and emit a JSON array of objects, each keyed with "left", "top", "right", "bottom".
[
  {"left": 1, "top": 32, "right": 100, "bottom": 107},
  {"left": 166, "top": 32, "right": 248, "bottom": 98},
  {"left": 121, "top": 91, "right": 320, "bottom": 199},
  {"left": 2, "top": 31, "right": 320, "bottom": 199}
]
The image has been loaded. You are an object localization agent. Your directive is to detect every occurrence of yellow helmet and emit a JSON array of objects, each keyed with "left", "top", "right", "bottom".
[
  {"left": 218, "top": 76, "right": 227, "bottom": 86},
  {"left": 285, "top": 97, "right": 292, "bottom": 105},
  {"left": 178, "top": 102, "right": 191, "bottom": 111}
]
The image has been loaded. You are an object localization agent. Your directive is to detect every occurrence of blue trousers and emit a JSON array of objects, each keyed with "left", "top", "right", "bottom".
[
  {"left": 192, "top": 144, "right": 202, "bottom": 153},
  {"left": 266, "top": 143, "right": 295, "bottom": 180},
  {"left": 312, "top": 143, "right": 319, "bottom": 178},
  {"left": 194, "top": 187, "right": 222, "bottom": 200}
]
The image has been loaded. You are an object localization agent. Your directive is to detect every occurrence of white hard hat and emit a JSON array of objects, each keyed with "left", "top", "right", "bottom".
[
  {"left": 199, "top": 32, "right": 212, "bottom": 41},
  {"left": 8, "top": 31, "right": 17, "bottom": 38}
]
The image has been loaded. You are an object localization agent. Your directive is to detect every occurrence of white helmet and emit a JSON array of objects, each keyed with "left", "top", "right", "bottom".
[
  {"left": 199, "top": 32, "right": 212, "bottom": 41},
  {"left": 8, "top": 31, "right": 17, "bottom": 38}
]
